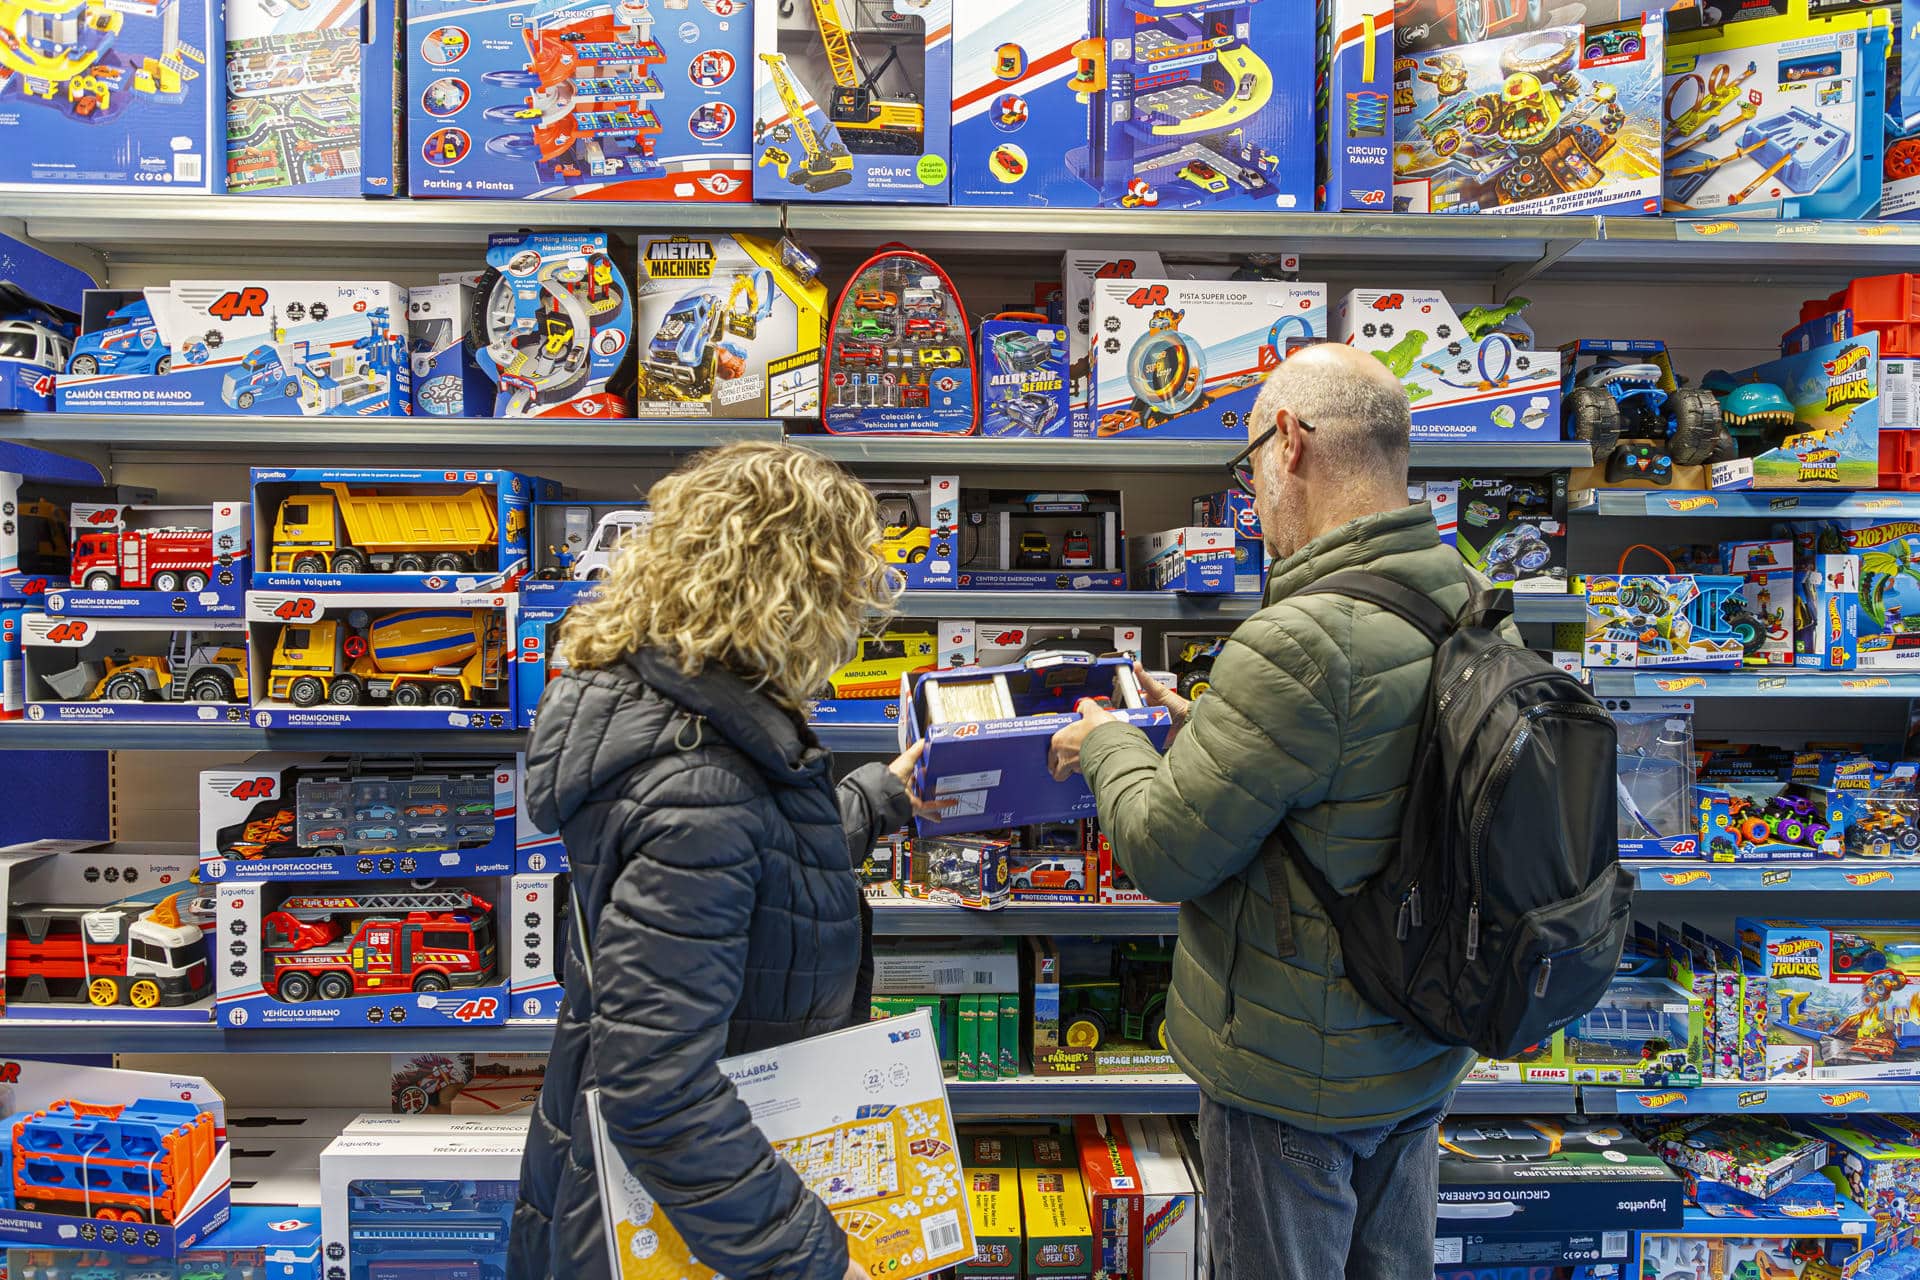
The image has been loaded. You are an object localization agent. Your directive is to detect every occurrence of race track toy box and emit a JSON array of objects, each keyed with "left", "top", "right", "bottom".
[
  {"left": 1664, "top": 10, "right": 1890, "bottom": 219},
  {"left": 1804, "top": 523, "right": 1920, "bottom": 666},
  {"left": 55, "top": 282, "right": 411, "bottom": 417},
  {"left": 405, "top": 0, "right": 751, "bottom": 200},
  {"left": 1735, "top": 918, "right": 1920, "bottom": 1079},
  {"left": 980, "top": 314, "right": 1073, "bottom": 438},
  {"left": 320, "top": 1128, "right": 517, "bottom": 1280},
  {"left": 590, "top": 1008, "right": 976, "bottom": 1280},
  {"left": 1795, "top": 552, "right": 1859, "bottom": 669},
  {"left": 216, "top": 878, "right": 510, "bottom": 1030},
  {"left": 45, "top": 500, "right": 249, "bottom": 618},
  {"left": 198, "top": 753, "right": 515, "bottom": 884},
  {"left": 1089, "top": 278, "right": 1327, "bottom": 440},
  {"left": 22, "top": 615, "right": 253, "bottom": 725},
  {"left": 0, "top": 446, "right": 145, "bottom": 601},
  {"left": 632, "top": 233, "right": 827, "bottom": 420},
  {"left": 1063, "top": 248, "right": 1164, "bottom": 435},
  {"left": 0, "top": 1061, "right": 231, "bottom": 1257},
  {"left": 1318, "top": 0, "right": 1394, "bottom": 210},
  {"left": 0, "top": 0, "right": 223, "bottom": 194},
  {"left": 225, "top": 0, "right": 400, "bottom": 196},
  {"left": 950, "top": 0, "right": 1316, "bottom": 213},
  {"left": 1393, "top": 17, "right": 1665, "bottom": 217},
  {"left": 1711, "top": 332, "right": 1882, "bottom": 490},
  {"left": 1334, "top": 289, "right": 1560, "bottom": 442},
  {"left": 752, "top": 0, "right": 952, "bottom": 205}
]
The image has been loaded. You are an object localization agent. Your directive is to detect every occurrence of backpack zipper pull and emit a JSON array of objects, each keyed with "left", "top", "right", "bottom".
[
  {"left": 1465, "top": 902, "right": 1481, "bottom": 961},
  {"left": 1409, "top": 884, "right": 1424, "bottom": 929},
  {"left": 1395, "top": 895, "right": 1411, "bottom": 941},
  {"left": 1534, "top": 955, "right": 1553, "bottom": 998}
]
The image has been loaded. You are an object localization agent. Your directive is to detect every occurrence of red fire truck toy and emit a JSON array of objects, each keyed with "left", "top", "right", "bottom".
[
  {"left": 5, "top": 893, "right": 210, "bottom": 1009},
  {"left": 1, "top": 1097, "right": 215, "bottom": 1224},
  {"left": 71, "top": 527, "right": 218, "bottom": 592},
  {"left": 260, "top": 889, "right": 496, "bottom": 1002}
]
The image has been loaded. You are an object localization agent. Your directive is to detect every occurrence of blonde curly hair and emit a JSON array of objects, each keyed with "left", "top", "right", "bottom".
[{"left": 559, "top": 442, "right": 896, "bottom": 710}]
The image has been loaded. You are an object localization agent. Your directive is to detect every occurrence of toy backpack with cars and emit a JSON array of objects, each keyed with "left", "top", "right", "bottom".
[{"left": 823, "top": 246, "right": 977, "bottom": 434}]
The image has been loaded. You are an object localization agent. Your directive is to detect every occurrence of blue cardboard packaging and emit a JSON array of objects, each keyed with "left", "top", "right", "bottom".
[
  {"left": 1193, "top": 489, "right": 1265, "bottom": 593},
  {"left": 980, "top": 314, "right": 1074, "bottom": 438},
  {"left": 513, "top": 576, "right": 595, "bottom": 729},
  {"left": 509, "top": 871, "right": 561, "bottom": 1021},
  {"left": 408, "top": 283, "right": 493, "bottom": 417},
  {"left": 0, "top": 442, "right": 135, "bottom": 602},
  {"left": 46, "top": 500, "right": 250, "bottom": 618},
  {"left": 1317, "top": 0, "right": 1393, "bottom": 209},
  {"left": 0, "top": 234, "right": 91, "bottom": 411},
  {"left": 1796, "top": 553, "right": 1860, "bottom": 669},
  {"left": 959, "top": 488, "right": 1125, "bottom": 592},
  {"left": 22, "top": 614, "right": 254, "bottom": 726},
  {"left": 1127, "top": 527, "right": 1235, "bottom": 594}
]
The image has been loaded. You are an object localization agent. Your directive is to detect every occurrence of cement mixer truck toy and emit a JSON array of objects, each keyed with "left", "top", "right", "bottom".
[
  {"left": 48, "top": 502, "right": 250, "bottom": 619},
  {"left": 21, "top": 616, "right": 252, "bottom": 724},
  {"left": 248, "top": 593, "right": 513, "bottom": 731}
]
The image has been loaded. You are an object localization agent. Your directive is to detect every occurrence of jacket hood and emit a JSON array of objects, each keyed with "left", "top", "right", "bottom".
[{"left": 524, "top": 647, "right": 830, "bottom": 833}]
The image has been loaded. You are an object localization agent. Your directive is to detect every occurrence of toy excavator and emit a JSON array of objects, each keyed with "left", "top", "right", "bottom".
[
  {"left": 758, "top": 51, "right": 853, "bottom": 191},
  {"left": 803, "top": 0, "right": 922, "bottom": 154}
]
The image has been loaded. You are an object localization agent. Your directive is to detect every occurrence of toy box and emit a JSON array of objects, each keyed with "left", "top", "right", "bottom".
[
  {"left": 1561, "top": 339, "right": 1741, "bottom": 487},
  {"left": 57, "top": 282, "right": 412, "bottom": 417},
  {"left": 1318, "top": 0, "right": 1394, "bottom": 210},
  {"left": 904, "top": 834, "right": 1013, "bottom": 912},
  {"left": 1639, "top": 1115, "right": 1830, "bottom": 1202},
  {"left": 1, "top": 605, "right": 20, "bottom": 720},
  {"left": 247, "top": 591, "right": 514, "bottom": 732},
  {"left": 959, "top": 1132, "right": 1022, "bottom": 1280},
  {"left": 1089, "top": 278, "right": 1327, "bottom": 439},
  {"left": 1161, "top": 632, "right": 1234, "bottom": 701},
  {"left": 251, "top": 467, "right": 557, "bottom": 594},
  {"left": 514, "top": 579, "right": 584, "bottom": 730},
  {"left": 1063, "top": 249, "right": 1165, "bottom": 435},
  {"left": 1075, "top": 1114, "right": 1199, "bottom": 1280},
  {"left": 959, "top": 488, "right": 1125, "bottom": 592},
  {"left": 198, "top": 753, "right": 515, "bottom": 883},
  {"left": 1555, "top": 974, "right": 1705, "bottom": 1084},
  {"left": 1807, "top": 1115, "right": 1920, "bottom": 1224},
  {"left": 515, "top": 752, "right": 565, "bottom": 874},
  {"left": 217, "top": 878, "right": 509, "bottom": 1030},
  {"left": 407, "top": 282, "right": 492, "bottom": 417},
  {"left": 405, "top": 0, "right": 751, "bottom": 200},
  {"left": 869, "top": 477, "right": 960, "bottom": 592},
  {"left": 1454, "top": 474, "right": 1568, "bottom": 592},
  {"left": 388, "top": 1053, "right": 547, "bottom": 1114},
  {"left": 1665, "top": 10, "right": 1889, "bottom": 219},
  {"left": 1694, "top": 777, "right": 1844, "bottom": 860},
  {"left": 1126, "top": 527, "right": 1236, "bottom": 594},
  {"left": 631, "top": 232, "right": 827, "bottom": 420},
  {"left": 1193, "top": 488, "right": 1265, "bottom": 593},
  {"left": 319, "top": 1128, "right": 517, "bottom": 1280},
  {"left": 1394, "top": 17, "right": 1665, "bottom": 216},
  {"left": 1708, "top": 333, "right": 1882, "bottom": 490},
  {"left": 1029, "top": 937, "right": 1178, "bottom": 1077},
  {"left": 1019, "top": 1133, "right": 1096, "bottom": 1280},
  {"left": 1719, "top": 538, "right": 1795, "bottom": 665},
  {"left": 225, "top": 0, "right": 399, "bottom": 195},
  {"left": 950, "top": 0, "right": 1316, "bottom": 214},
  {"left": 527, "top": 499, "right": 649, "bottom": 591},
  {"left": 22, "top": 614, "right": 252, "bottom": 725},
  {"left": 0, "top": 1062, "right": 230, "bottom": 1256},
  {"left": 980, "top": 313, "right": 1074, "bottom": 437},
  {"left": 508, "top": 872, "right": 561, "bottom": 1021},
  {"left": 1636, "top": 1215, "right": 1878, "bottom": 1280},
  {"left": 751, "top": 0, "right": 951, "bottom": 204},
  {"left": 1807, "top": 523, "right": 1920, "bottom": 666},
  {"left": 1394, "top": 0, "right": 1734, "bottom": 55},
  {"left": 592, "top": 1007, "right": 974, "bottom": 1279},
  {"left": 472, "top": 231, "right": 631, "bottom": 419},
  {"left": 810, "top": 627, "right": 964, "bottom": 730},
  {"left": 0, "top": 446, "right": 150, "bottom": 603},
  {"left": 44, "top": 500, "right": 248, "bottom": 619},
  {"left": 1007, "top": 833, "right": 1098, "bottom": 904},
  {"left": 1796, "top": 552, "right": 1860, "bottom": 668},
  {"left": 965, "top": 623, "right": 1144, "bottom": 672},
  {"left": 0, "top": 840, "right": 213, "bottom": 1022},
  {"left": 873, "top": 939, "right": 1021, "bottom": 997},
  {"left": 1736, "top": 918, "right": 1920, "bottom": 1078},
  {"left": 1582, "top": 574, "right": 1749, "bottom": 669},
  {"left": 1434, "top": 1121, "right": 1680, "bottom": 1267},
  {"left": 0, "top": 236, "right": 89, "bottom": 412},
  {"left": 1335, "top": 289, "right": 1560, "bottom": 442},
  {"left": 909, "top": 654, "right": 1174, "bottom": 835},
  {"left": 10, "top": 1203, "right": 325, "bottom": 1280},
  {"left": 824, "top": 247, "right": 975, "bottom": 433},
  {"left": 0, "top": 0, "right": 222, "bottom": 194}
]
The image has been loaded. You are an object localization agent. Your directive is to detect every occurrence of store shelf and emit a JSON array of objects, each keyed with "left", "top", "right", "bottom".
[
  {"left": 0, "top": 1021, "right": 566, "bottom": 1054},
  {"left": 802, "top": 435, "right": 1591, "bottom": 472},
  {"left": 1509, "top": 594, "right": 1587, "bottom": 624},
  {"left": 2, "top": 415, "right": 782, "bottom": 454},
  {"left": 870, "top": 898, "right": 1178, "bottom": 936},
  {"left": 1586, "top": 216, "right": 1920, "bottom": 279},
  {"left": 894, "top": 591, "right": 1259, "bottom": 622},
  {"left": 1630, "top": 859, "right": 1920, "bottom": 891},
  {"left": 0, "top": 722, "right": 899, "bottom": 753},
  {"left": 1574, "top": 488, "right": 1920, "bottom": 519},
  {"left": 948, "top": 1074, "right": 1199, "bottom": 1115},
  {"left": 1452, "top": 1082, "right": 1581, "bottom": 1114},
  {"left": 1582, "top": 1082, "right": 1920, "bottom": 1115},
  {"left": 1588, "top": 670, "right": 1920, "bottom": 698}
]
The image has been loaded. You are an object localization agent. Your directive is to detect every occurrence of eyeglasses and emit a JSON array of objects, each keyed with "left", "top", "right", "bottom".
[{"left": 1227, "top": 418, "right": 1314, "bottom": 494}]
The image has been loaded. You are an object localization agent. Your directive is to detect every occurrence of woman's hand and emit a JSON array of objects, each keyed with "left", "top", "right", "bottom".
[{"left": 886, "top": 740, "right": 953, "bottom": 817}]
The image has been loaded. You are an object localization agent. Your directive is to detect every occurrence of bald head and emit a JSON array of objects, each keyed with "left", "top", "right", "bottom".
[{"left": 1249, "top": 342, "right": 1412, "bottom": 481}]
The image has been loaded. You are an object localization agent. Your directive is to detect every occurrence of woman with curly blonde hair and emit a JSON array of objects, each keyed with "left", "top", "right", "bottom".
[{"left": 511, "top": 443, "right": 932, "bottom": 1280}]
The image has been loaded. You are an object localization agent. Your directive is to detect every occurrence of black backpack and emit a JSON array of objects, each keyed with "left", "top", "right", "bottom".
[{"left": 1264, "top": 570, "right": 1632, "bottom": 1061}]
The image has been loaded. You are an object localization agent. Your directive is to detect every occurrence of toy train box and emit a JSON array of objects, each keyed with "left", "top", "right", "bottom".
[
  {"left": 1089, "top": 278, "right": 1327, "bottom": 440},
  {"left": 1334, "top": 289, "right": 1560, "bottom": 442},
  {"left": 1453, "top": 474, "right": 1568, "bottom": 593},
  {"left": 320, "top": 1128, "right": 519, "bottom": 1280},
  {"left": 0, "top": 1061, "right": 231, "bottom": 1255},
  {"left": 1394, "top": 17, "right": 1665, "bottom": 217},
  {"left": 515, "top": 751, "right": 565, "bottom": 874},
  {"left": 752, "top": 0, "right": 953, "bottom": 204},
  {"left": 1318, "top": 0, "right": 1395, "bottom": 210},
  {"left": 250, "top": 467, "right": 559, "bottom": 594},
  {"left": 1582, "top": 574, "right": 1749, "bottom": 669},
  {"left": 1709, "top": 332, "right": 1881, "bottom": 491},
  {"left": 1125, "top": 526, "right": 1235, "bottom": 594},
  {"left": 405, "top": 0, "right": 751, "bottom": 200},
  {"left": 1028, "top": 936, "right": 1179, "bottom": 1076},
  {"left": 810, "top": 625, "right": 971, "bottom": 730},
  {"left": 507, "top": 872, "right": 561, "bottom": 1022},
  {"left": 245, "top": 592, "right": 516, "bottom": 732},
  {"left": 907, "top": 654, "right": 1175, "bottom": 835},
  {"left": 979, "top": 314, "right": 1074, "bottom": 438},
  {"left": 0, "top": 443, "right": 147, "bottom": 602},
  {"left": 216, "top": 877, "right": 511, "bottom": 1030},
  {"left": 0, "top": 235, "right": 91, "bottom": 413},
  {"left": 198, "top": 753, "right": 515, "bottom": 883},
  {"left": 957, "top": 488, "right": 1124, "bottom": 592},
  {"left": 0, "top": 0, "right": 223, "bottom": 194},
  {"left": 21, "top": 614, "right": 253, "bottom": 725},
  {"left": 1800, "top": 523, "right": 1920, "bottom": 666},
  {"left": 44, "top": 501, "right": 249, "bottom": 619},
  {"left": 224, "top": 0, "right": 400, "bottom": 196},
  {"left": 0, "top": 840, "right": 214, "bottom": 1023},
  {"left": 55, "top": 282, "right": 412, "bottom": 417},
  {"left": 1434, "top": 1120, "right": 1681, "bottom": 1266},
  {"left": 407, "top": 281, "right": 493, "bottom": 417},
  {"left": 950, "top": 0, "right": 1316, "bottom": 213},
  {"left": 1664, "top": 8, "right": 1890, "bottom": 220},
  {"left": 631, "top": 233, "right": 828, "bottom": 420},
  {"left": 1734, "top": 918, "right": 1920, "bottom": 1079}
]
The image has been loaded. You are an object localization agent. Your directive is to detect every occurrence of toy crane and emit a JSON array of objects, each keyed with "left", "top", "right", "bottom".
[
  {"left": 757, "top": 50, "right": 853, "bottom": 191},
  {"left": 805, "top": 0, "right": 922, "bottom": 153}
]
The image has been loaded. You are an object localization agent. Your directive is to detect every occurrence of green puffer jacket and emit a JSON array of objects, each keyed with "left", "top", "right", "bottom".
[{"left": 1082, "top": 502, "right": 1487, "bottom": 1132}]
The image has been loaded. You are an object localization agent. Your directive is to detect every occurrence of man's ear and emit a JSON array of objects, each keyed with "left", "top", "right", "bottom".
[{"left": 1280, "top": 410, "right": 1308, "bottom": 475}]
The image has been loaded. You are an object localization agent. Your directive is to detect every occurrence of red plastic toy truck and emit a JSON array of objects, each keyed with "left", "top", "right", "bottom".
[
  {"left": 260, "top": 889, "right": 496, "bottom": 1002},
  {"left": 71, "top": 527, "right": 216, "bottom": 592}
]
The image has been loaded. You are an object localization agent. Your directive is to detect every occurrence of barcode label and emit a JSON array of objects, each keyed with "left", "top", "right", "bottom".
[
  {"left": 1433, "top": 1237, "right": 1463, "bottom": 1265},
  {"left": 1603, "top": 1232, "right": 1628, "bottom": 1257},
  {"left": 932, "top": 967, "right": 965, "bottom": 986},
  {"left": 972, "top": 970, "right": 994, "bottom": 985},
  {"left": 174, "top": 153, "right": 204, "bottom": 185},
  {"left": 1885, "top": 361, "right": 1915, "bottom": 428},
  {"left": 923, "top": 1209, "right": 962, "bottom": 1257}
]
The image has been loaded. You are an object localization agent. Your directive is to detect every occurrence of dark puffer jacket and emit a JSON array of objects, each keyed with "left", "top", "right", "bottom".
[{"left": 509, "top": 647, "right": 910, "bottom": 1280}]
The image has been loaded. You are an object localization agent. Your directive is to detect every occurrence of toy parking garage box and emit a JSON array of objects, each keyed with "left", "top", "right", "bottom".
[
  {"left": 45, "top": 500, "right": 248, "bottom": 619},
  {"left": 950, "top": 0, "right": 1316, "bottom": 212},
  {"left": 1393, "top": 17, "right": 1666, "bottom": 216},
  {"left": 198, "top": 754, "right": 515, "bottom": 884},
  {"left": 22, "top": 614, "right": 253, "bottom": 725},
  {"left": 473, "top": 231, "right": 632, "bottom": 419},
  {"left": 1089, "top": 278, "right": 1327, "bottom": 440},
  {"left": 55, "top": 282, "right": 412, "bottom": 417},
  {"left": 824, "top": 248, "right": 975, "bottom": 433},
  {"left": 0, "top": 0, "right": 223, "bottom": 194},
  {"left": 0, "top": 1061, "right": 231, "bottom": 1256},
  {"left": 632, "top": 233, "right": 828, "bottom": 421},
  {"left": 752, "top": 0, "right": 952, "bottom": 204},
  {"left": 405, "top": 0, "right": 750, "bottom": 200}
]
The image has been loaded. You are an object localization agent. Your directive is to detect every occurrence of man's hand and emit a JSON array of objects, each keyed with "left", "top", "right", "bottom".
[
  {"left": 1133, "top": 662, "right": 1193, "bottom": 742},
  {"left": 886, "top": 740, "right": 954, "bottom": 817},
  {"left": 1048, "top": 698, "right": 1118, "bottom": 781}
]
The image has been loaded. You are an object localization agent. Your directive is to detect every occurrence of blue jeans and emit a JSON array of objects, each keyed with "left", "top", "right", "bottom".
[{"left": 1199, "top": 1094, "right": 1443, "bottom": 1280}]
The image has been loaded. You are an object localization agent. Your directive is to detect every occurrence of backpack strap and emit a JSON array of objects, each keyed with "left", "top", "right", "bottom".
[{"left": 1259, "top": 569, "right": 1457, "bottom": 958}]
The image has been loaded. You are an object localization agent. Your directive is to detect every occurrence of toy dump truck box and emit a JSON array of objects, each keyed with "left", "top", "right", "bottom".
[{"left": 269, "top": 484, "right": 498, "bottom": 574}]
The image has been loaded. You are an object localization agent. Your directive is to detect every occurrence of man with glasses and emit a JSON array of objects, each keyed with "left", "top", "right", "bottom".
[{"left": 1048, "top": 342, "right": 1482, "bottom": 1279}]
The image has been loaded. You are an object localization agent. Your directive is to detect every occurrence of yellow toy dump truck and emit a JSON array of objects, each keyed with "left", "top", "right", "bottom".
[
  {"left": 269, "top": 483, "right": 497, "bottom": 575},
  {"left": 267, "top": 608, "right": 506, "bottom": 708}
]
